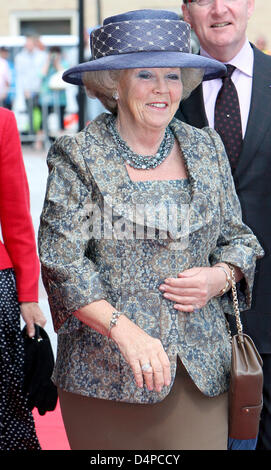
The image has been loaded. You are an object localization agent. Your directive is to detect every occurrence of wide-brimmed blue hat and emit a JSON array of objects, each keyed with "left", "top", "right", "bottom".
[{"left": 63, "top": 9, "right": 226, "bottom": 85}]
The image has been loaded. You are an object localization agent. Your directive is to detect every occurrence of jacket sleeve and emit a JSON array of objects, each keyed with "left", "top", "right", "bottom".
[
  {"left": 38, "top": 135, "right": 107, "bottom": 332},
  {"left": 206, "top": 127, "right": 264, "bottom": 313},
  {"left": 0, "top": 109, "right": 39, "bottom": 301}
]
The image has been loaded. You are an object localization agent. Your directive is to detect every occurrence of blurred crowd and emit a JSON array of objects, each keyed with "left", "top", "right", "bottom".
[
  {"left": 0, "top": 30, "right": 270, "bottom": 151},
  {"left": 0, "top": 32, "right": 105, "bottom": 149},
  {"left": 255, "top": 35, "right": 271, "bottom": 55}
]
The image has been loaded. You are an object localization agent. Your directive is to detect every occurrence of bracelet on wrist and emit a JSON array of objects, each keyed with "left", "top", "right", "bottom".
[
  {"left": 108, "top": 310, "right": 122, "bottom": 338},
  {"left": 214, "top": 264, "right": 232, "bottom": 297}
]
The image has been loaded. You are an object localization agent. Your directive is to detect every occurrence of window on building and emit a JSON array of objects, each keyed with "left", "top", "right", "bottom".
[{"left": 20, "top": 19, "right": 71, "bottom": 36}]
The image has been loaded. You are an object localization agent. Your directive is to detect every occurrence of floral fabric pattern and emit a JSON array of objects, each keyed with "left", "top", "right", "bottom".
[{"left": 38, "top": 113, "right": 264, "bottom": 402}]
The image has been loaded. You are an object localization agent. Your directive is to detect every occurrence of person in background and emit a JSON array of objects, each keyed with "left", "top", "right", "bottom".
[
  {"left": 14, "top": 34, "right": 47, "bottom": 149},
  {"left": 38, "top": 9, "right": 263, "bottom": 450},
  {"left": 40, "top": 46, "right": 68, "bottom": 135},
  {"left": 0, "top": 47, "right": 16, "bottom": 110},
  {"left": 0, "top": 107, "right": 46, "bottom": 449},
  {"left": 255, "top": 35, "right": 271, "bottom": 55},
  {"left": 0, "top": 50, "right": 11, "bottom": 109},
  {"left": 177, "top": 0, "right": 271, "bottom": 450}
]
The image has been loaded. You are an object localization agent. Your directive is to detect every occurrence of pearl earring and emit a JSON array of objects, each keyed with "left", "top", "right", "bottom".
[{"left": 112, "top": 91, "right": 119, "bottom": 100}]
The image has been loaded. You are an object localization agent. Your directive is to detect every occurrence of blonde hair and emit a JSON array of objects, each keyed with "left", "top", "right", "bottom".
[
  {"left": 82, "top": 67, "right": 204, "bottom": 113},
  {"left": 82, "top": 70, "right": 122, "bottom": 113}
]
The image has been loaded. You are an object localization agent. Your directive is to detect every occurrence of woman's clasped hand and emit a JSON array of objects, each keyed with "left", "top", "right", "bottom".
[{"left": 159, "top": 264, "right": 239, "bottom": 312}]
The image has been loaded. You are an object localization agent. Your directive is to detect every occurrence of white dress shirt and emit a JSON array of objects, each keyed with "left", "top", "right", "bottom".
[{"left": 201, "top": 39, "right": 254, "bottom": 138}]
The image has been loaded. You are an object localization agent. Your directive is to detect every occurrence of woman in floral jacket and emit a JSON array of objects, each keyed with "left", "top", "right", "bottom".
[{"left": 38, "top": 9, "right": 264, "bottom": 450}]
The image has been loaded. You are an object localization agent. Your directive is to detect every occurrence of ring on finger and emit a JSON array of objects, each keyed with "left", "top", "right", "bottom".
[{"left": 141, "top": 362, "right": 152, "bottom": 373}]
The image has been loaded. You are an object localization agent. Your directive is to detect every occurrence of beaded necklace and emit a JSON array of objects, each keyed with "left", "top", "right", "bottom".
[{"left": 108, "top": 116, "right": 175, "bottom": 170}]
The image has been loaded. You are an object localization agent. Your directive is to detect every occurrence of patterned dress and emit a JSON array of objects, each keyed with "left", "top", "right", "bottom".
[{"left": 0, "top": 269, "right": 40, "bottom": 450}]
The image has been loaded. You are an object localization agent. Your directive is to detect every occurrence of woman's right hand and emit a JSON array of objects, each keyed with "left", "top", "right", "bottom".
[
  {"left": 110, "top": 315, "right": 171, "bottom": 393},
  {"left": 74, "top": 300, "right": 171, "bottom": 393},
  {"left": 20, "top": 302, "right": 47, "bottom": 338}
]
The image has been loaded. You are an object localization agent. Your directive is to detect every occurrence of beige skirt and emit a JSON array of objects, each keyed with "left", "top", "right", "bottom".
[{"left": 58, "top": 359, "right": 228, "bottom": 450}]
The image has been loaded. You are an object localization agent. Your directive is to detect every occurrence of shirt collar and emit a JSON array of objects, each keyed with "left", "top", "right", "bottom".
[{"left": 200, "top": 39, "right": 254, "bottom": 78}]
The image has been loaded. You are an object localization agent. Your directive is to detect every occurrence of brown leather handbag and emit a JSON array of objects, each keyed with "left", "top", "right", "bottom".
[{"left": 228, "top": 266, "right": 263, "bottom": 440}]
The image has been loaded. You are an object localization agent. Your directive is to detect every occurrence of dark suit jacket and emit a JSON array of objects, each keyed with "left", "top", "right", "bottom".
[{"left": 176, "top": 46, "right": 271, "bottom": 353}]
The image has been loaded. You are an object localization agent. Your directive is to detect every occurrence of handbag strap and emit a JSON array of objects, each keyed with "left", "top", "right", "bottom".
[{"left": 228, "top": 265, "right": 244, "bottom": 337}]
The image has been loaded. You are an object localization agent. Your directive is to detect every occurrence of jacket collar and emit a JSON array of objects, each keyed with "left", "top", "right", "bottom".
[
  {"left": 80, "top": 113, "right": 215, "bottom": 235},
  {"left": 175, "top": 85, "right": 208, "bottom": 129}
]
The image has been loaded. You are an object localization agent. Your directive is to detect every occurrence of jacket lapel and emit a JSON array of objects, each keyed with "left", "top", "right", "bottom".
[
  {"left": 176, "top": 84, "right": 209, "bottom": 128},
  {"left": 234, "top": 46, "right": 271, "bottom": 179},
  {"left": 82, "top": 114, "right": 139, "bottom": 224},
  {"left": 81, "top": 114, "right": 215, "bottom": 237}
]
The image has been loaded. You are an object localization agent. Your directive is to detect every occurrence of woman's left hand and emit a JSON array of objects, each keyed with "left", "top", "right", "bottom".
[
  {"left": 159, "top": 266, "right": 229, "bottom": 312},
  {"left": 20, "top": 302, "right": 47, "bottom": 338}
]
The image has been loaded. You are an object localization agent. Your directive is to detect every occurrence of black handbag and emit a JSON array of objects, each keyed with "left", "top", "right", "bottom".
[
  {"left": 22, "top": 324, "right": 58, "bottom": 415},
  {"left": 228, "top": 267, "right": 263, "bottom": 439}
]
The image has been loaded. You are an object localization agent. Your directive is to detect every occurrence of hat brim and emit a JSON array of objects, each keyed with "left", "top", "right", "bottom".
[{"left": 62, "top": 51, "right": 226, "bottom": 85}]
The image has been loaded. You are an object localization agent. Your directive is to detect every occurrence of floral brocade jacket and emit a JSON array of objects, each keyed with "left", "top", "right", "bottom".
[{"left": 38, "top": 113, "right": 263, "bottom": 403}]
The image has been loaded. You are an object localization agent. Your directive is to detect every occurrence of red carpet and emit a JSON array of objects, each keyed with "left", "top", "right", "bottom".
[{"left": 33, "top": 400, "right": 70, "bottom": 450}]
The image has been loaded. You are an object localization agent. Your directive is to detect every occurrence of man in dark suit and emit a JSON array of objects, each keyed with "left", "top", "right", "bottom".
[{"left": 176, "top": 0, "right": 271, "bottom": 450}]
